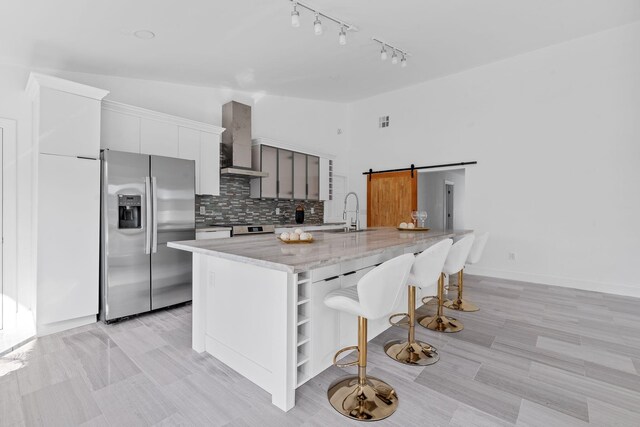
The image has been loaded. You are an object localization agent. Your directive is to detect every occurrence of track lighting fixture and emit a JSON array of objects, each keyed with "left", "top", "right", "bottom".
[
  {"left": 339, "top": 26, "right": 347, "bottom": 45},
  {"left": 291, "top": 2, "right": 300, "bottom": 28},
  {"left": 313, "top": 13, "right": 322, "bottom": 35},
  {"left": 373, "top": 38, "right": 410, "bottom": 69},
  {"left": 288, "top": 1, "right": 357, "bottom": 45}
]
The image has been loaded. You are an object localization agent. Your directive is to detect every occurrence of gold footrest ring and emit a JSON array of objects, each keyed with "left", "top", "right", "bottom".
[
  {"left": 443, "top": 298, "right": 479, "bottom": 312},
  {"left": 421, "top": 296, "right": 437, "bottom": 305},
  {"left": 383, "top": 339, "right": 439, "bottom": 366},
  {"left": 388, "top": 313, "right": 410, "bottom": 328},
  {"left": 327, "top": 376, "right": 399, "bottom": 421},
  {"left": 417, "top": 314, "right": 464, "bottom": 333},
  {"left": 333, "top": 346, "right": 359, "bottom": 368}
]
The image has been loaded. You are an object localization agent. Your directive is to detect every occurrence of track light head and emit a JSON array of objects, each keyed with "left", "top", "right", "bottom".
[
  {"left": 380, "top": 45, "right": 388, "bottom": 61},
  {"left": 391, "top": 50, "right": 398, "bottom": 65},
  {"left": 401, "top": 55, "right": 407, "bottom": 67},
  {"left": 291, "top": 3, "right": 300, "bottom": 28},
  {"left": 313, "top": 13, "right": 322, "bottom": 35},
  {"left": 338, "top": 26, "right": 347, "bottom": 45}
]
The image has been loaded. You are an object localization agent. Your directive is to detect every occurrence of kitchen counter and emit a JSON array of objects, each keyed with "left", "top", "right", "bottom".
[
  {"left": 169, "top": 227, "right": 471, "bottom": 412},
  {"left": 169, "top": 228, "right": 469, "bottom": 273}
]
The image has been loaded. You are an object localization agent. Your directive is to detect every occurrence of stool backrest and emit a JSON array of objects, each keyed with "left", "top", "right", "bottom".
[
  {"left": 467, "top": 232, "right": 489, "bottom": 265},
  {"left": 410, "top": 238, "right": 452, "bottom": 289},
  {"left": 357, "top": 253, "right": 415, "bottom": 320},
  {"left": 443, "top": 234, "right": 475, "bottom": 275}
]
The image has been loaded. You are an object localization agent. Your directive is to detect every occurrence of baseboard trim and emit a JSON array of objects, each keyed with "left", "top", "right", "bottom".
[
  {"left": 36, "top": 314, "right": 97, "bottom": 337},
  {"left": 464, "top": 266, "right": 640, "bottom": 299}
]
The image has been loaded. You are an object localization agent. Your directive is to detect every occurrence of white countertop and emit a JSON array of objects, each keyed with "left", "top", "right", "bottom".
[{"left": 169, "top": 227, "right": 472, "bottom": 273}]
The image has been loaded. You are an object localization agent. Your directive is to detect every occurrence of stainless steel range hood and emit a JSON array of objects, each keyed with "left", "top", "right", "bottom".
[{"left": 220, "top": 101, "right": 268, "bottom": 178}]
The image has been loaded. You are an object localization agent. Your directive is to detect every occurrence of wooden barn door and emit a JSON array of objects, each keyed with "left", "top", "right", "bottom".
[{"left": 367, "top": 171, "right": 417, "bottom": 227}]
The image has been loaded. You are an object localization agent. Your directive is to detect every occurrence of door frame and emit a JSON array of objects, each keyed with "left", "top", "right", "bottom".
[
  {"left": 0, "top": 118, "right": 17, "bottom": 332},
  {"left": 444, "top": 180, "right": 454, "bottom": 230}
]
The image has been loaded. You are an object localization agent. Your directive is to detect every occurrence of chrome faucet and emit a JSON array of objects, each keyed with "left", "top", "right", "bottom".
[{"left": 343, "top": 192, "right": 360, "bottom": 232}]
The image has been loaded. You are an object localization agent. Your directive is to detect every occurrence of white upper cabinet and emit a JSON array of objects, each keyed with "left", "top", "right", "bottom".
[
  {"left": 178, "top": 127, "right": 201, "bottom": 193},
  {"left": 199, "top": 131, "right": 221, "bottom": 196},
  {"left": 101, "top": 109, "right": 141, "bottom": 153},
  {"left": 319, "top": 157, "right": 331, "bottom": 201},
  {"left": 26, "top": 73, "right": 109, "bottom": 158},
  {"left": 101, "top": 100, "right": 224, "bottom": 195},
  {"left": 140, "top": 118, "right": 179, "bottom": 157}
]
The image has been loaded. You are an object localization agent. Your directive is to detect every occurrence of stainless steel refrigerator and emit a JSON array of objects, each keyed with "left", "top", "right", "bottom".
[{"left": 100, "top": 150, "right": 195, "bottom": 322}]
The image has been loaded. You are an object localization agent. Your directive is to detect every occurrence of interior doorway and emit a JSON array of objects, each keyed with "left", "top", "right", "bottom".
[{"left": 417, "top": 168, "right": 465, "bottom": 230}]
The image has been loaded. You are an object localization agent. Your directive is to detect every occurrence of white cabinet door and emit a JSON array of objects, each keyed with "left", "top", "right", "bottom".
[
  {"left": 140, "top": 118, "right": 179, "bottom": 157},
  {"left": 178, "top": 127, "right": 201, "bottom": 194},
  {"left": 199, "top": 131, "right": 220, "bottom": 196},
  {"left": 38, "top": 87, "right": 102, "bottom": 158},
  {"left": 101, "top": 109, "right": 141, "bottom": 153},
  {"left": 37, "top": 154, "right": 100, "bottom": 325},
  {"left": 319, "top": 157, "right": 330, "bottom": 201}
]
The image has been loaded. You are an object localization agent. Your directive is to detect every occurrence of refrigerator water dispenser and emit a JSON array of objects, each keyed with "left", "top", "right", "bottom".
[{"left": 118, "top": 194, "right": 141, "bottom": 229}]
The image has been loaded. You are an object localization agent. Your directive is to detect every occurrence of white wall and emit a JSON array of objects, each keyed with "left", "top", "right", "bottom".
[
  {"left": 417, "top": 169, "right": 465, "bottom": 230},
  {"left": 347, "top": 22, "right": 640, "bottom": 297}
]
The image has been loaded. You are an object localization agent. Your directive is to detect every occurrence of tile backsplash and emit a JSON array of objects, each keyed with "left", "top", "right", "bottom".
[{"left": 196, "top": 175, "right": 324, "bottom": 225}]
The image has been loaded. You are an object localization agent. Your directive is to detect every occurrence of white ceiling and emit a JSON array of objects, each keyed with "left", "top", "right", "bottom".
[{"left": 2, "top": 0, "right": 639, "bottom": 102}]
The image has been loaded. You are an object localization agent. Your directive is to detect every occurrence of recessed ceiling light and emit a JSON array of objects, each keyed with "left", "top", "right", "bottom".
[{"left": 133, "top": 30, "right": 155, "bottom": 40}]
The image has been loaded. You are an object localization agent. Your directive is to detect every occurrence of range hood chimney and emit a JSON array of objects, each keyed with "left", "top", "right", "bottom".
[{"left": 220, "top": 101, "right": 268, "bottom": 177}]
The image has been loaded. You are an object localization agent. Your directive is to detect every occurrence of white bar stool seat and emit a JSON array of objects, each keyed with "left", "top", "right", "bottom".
[
  {"left": 443, "top": 232, "right": 488, "bottom": 312},
  {"left": 384, "top": 238, "right": 452, "bottom": 366},
  {"left": 324, "top": 253, "right": 415, "bottom": 422},
  {"left": 419, "top": 234, "right": 475, "bottom": 332}
]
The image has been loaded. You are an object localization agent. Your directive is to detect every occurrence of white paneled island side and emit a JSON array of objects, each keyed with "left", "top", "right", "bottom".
[{"left": 168, "top": 228, "right": 471, "bottom": 411}]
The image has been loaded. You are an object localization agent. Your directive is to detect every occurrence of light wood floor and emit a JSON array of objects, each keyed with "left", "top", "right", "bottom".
[{"left": 2, "top": 275, "right": 640, "bottom": 426}]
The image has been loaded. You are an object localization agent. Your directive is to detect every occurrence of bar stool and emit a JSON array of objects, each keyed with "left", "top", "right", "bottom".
[
  {"left": 419, "top": 234, "right": 475, "bottom": 333},
  {"left": 324, "top": 253, "right": 415, "bottom": 422},
  {"left": 445, "top": 232, "right": 489, "bottom": 312},
  {"left": 384, "top": 239, "right": 452, "bottom": 366}
]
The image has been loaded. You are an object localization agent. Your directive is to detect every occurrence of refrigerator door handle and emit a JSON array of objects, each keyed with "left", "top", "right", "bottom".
[
  {"left": 152, "top": 176, "right": 158, "bottom": 253},
  {"left": 144, "top": 176, "right": 152, "bottom": 254}
]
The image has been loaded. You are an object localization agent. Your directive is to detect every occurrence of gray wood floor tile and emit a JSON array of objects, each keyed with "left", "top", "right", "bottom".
[
  {"left": 78, "top": 345, "right": 141, "bottom": 391},
  {"left": 106, "top": 324, "right": 169, "bottom": 356},
  {"left": 130, "top": 345, "right": 193, "bottom": 386},
  {"left": 536, "top": 336, "right": 637, "bottom": 373},
  {"left": 587, "top": 398, "right": 640, "bottom": 427},
  {"left": 529, "top": 362, "right": 640, "bottom": 416},
  {"left": 15, "top": 347, "right": 82, "bottom": 395},
  {"left": 415, "top": 362, "right": 522, "bottom": 423},
  {"left": 93, "top": 373, "right": 177, "bottom": 426},
  {"left": 0, "top": 372, "right": 25, "bottom": 426},
  {"left": 584, "top": 361, "right": 640, "bottom": 393},
  {"left": 474, "top": 362, "right": 589, "bottom": 421},
  {"left": 21, "top": 377, "right": 101, "bottom": 427},
  {"left": 449, "top": 404, "right": 515, "bottom": 427},
  {"left": 491, "top": 336, "right": 585, "bottom": 375},
  {"left": 63, "top": 329, "right": 117, "bottom": 360},
  {"left": 515, "top": 399, "right": 589, "bottom": 427}
]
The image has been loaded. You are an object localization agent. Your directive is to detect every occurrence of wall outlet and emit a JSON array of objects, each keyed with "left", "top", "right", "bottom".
[
  {"left": 275, "top": 207, "right": 280, "bottom": 215},
  {"left": 310, "top": 207, "right": 315, "bottom": 214},
  {"left": 508, "top": 252, "right": 517, "bottom": 261},
  {"left": 199, "top": 206, "right": 206, "bottom": 215}
]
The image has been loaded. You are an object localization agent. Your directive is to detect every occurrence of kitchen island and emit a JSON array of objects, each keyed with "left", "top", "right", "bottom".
[{"left": 168, "top": 228, "right": 471, "bottom": 411}]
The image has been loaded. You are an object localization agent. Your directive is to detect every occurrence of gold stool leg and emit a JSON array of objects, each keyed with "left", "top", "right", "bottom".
[
  {"left": 418, "top": 274, "right": 464, "bottom": 333},
  {"left": 384, "top": 286, "right": 439, "bottom": 366},
  {"left": 328, "top": 317, "right": 399, "bottom": 421},
  {"left": 444, "top": 270, "right": 479, "bottom": 312}
]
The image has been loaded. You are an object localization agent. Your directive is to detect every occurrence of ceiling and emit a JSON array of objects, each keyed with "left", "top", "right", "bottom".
[{"left": 2, "top": 0, "right": 639, "bottom": 102}]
